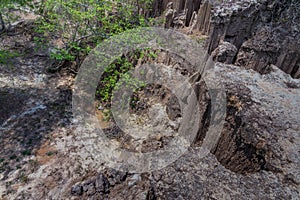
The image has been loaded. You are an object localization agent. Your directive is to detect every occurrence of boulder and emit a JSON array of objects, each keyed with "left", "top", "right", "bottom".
[{"left": 211, "top": 41, "right": 238, "bottom": 64}]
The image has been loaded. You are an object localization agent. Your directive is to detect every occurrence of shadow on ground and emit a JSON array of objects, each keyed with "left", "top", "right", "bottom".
[{"left": 0, "top": 86, "right": 72, "bottom": 178}]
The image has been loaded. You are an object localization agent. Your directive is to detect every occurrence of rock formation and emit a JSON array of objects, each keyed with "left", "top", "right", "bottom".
[
  {"left": 164, "top": 2, "right": 176, "bottom": 28},
  {"left": 159, "top": 0, "right": 300, "bottom": 79},
  {"left": 195, "top": 0, "right": 212, "bottom": 34},
  {"left": 162, "top": 0, "right": 212, "bottom": 33},
  {"left": 207, "top": 0, "right": 300, "bottom": 78},
  {"left": 67, "top": 62, "right": 300, "bottom": 199},
  {"left": 211, "top": 40, "right": 238, "bottom": 64},
  {"left": 1, "top": 1, "right": 299, "bottom": 199}
]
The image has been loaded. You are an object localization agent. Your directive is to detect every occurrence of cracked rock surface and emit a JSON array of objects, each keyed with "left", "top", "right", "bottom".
[{"left": 0, "top": 3, "right": 299, "bottom": 199}]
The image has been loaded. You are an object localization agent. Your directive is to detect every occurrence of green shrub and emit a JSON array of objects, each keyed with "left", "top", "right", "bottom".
[
  {"left": 0, "top": 50, "right": 20, "bottom": 64},
  {"left": 96, "top": 48, "right": 157, "bottom": 105},
  {"left": 34, "top": 0, "right": 153, "bottom": 63}
]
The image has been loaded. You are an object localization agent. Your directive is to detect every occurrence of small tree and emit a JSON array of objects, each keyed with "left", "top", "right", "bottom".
[
  {"left": 34, "top": 0, "right": 152, "bottom": 64},
  {"left": 0, "top": 0, "right": 32, "bottom": 32}
]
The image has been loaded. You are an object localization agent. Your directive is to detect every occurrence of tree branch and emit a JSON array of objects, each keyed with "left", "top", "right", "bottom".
[{"left": 0, "top": 13, "right": 5, "bottom": 33}]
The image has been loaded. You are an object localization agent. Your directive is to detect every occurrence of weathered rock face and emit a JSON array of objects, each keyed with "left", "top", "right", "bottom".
[
  {"left": 164, "top": 2, "right": 176, "bottom": 28},
  {"left": 1, "top": 2, "right": 300, "bottom": 199},
  {"left": 160, "top": 0, "right": 210, "bottom": 30},
  {"left": 66, "top": 63, "right": 300, "bottom": 199},
  {"left": 212, "top": 64, "right": 300, "bottom": 176},
  {"left": 151, "top": 0, "right": 185, "bottom": 17},
  {"left": 195, "top": 0, "right": 212, "bottom": 34},
  {"left": 207, "top": 0, "right": 300, "bottom": 78},
  {"left": 2, "top": 31, "right": 299, "bottom": 199},
  {"left": 157, "top": 0, "right": 300, "bottom": 78}
]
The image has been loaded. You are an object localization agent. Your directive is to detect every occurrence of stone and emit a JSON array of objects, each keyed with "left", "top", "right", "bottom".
[
  {"left": 173, "top": 9, "right": 187, "bottom": 28},
  {"left": 166, "top": 94, "right": 181, "bottom": 121},
  {"left": 188, "top": 11, "right": 198, "bottom": 34},
  {"left": 150, "top": 63, "right": 300, "bottom": 199},
  {"left": 71, "top": 184, "right": 83, "bottom": 196},
  {"left": 184, "top": 0, "right": 202, "bottom": 26},
  {"left": 128, "top": 174, "right": 142, "bottom": 186},
  {"left": 82, "top": 180, "right": 96, "bottom": 196},
  {"left": 66, "top": 62, "right": 300, "bottom": 199},
  {"left": 196, "top": 0, "right": 212, "bottom": 34},
  {"left": 105, "top": 168, "right": 127, "bottom": 186},
  {"left": 95, "top": 174, "right": 109, "bottom": 193},
  {"left": 211, "top": 41, "right": 238, "bottom": 64},
  {"left": 164, "top": 2, "right": 176, "bottom": 28},
  {"left": 162, "top": 0, "right": 210, "bottom": 30}
]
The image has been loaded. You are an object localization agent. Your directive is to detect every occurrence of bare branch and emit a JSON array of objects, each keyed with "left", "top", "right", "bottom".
[{"left": 0, "top": 13, "right": 5, "bottom": 33}]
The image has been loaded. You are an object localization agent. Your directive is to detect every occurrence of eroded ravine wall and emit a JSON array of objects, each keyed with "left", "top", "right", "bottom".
[{"left": 153, "top": 0, "right": 300, "bottom": 79}]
